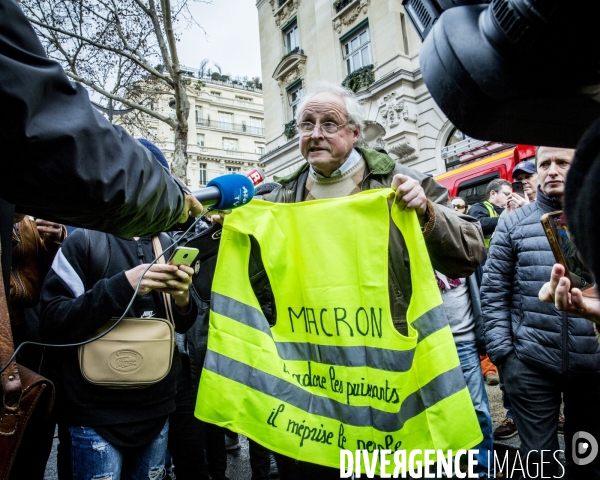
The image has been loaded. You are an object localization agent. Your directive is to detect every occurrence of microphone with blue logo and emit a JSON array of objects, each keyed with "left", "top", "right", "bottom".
[{"left": 192, "top": 170, "right": 262, "bottom": 211}]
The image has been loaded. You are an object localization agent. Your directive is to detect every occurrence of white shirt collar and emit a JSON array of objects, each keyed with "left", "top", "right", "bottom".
[{"left": 310, "top": 148, "right": 361, "bottom": 179}]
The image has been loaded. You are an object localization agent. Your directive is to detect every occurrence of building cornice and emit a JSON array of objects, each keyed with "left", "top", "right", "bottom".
[
  {"left": 260, "top": 136, "right": 298, "bottom": 163},
  {"left": 356, "top": 68, "right": 422, "bottom": 102}
]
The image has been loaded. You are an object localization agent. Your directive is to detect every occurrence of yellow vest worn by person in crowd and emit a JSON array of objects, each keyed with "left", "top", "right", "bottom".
[
  {"left": 195, "top": 189, "right": 482, "bottom": 472},
  {"left": 483, "top": 200, "right": 499, "bottom": 248}
]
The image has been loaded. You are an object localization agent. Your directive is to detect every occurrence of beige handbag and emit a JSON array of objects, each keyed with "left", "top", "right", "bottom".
[{"left": 78, "top": 236, "right": 176, "bottom": 388}]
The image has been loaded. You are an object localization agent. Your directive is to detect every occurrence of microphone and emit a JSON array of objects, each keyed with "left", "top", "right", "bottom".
[
  {"left": 246, "top": 167, "right": 265, "bottom": 186},
  {"left": 192, "top": 174, "right": 254, "bottom": 210}
]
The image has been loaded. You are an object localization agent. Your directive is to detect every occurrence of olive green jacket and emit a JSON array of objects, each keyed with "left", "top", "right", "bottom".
[{"left": 258, "top": 148, "right": 486, "bottom": 334}]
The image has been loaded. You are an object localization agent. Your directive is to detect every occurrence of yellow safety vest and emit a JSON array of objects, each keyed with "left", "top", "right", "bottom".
[
  {"left": 483, "top": 201, "right": 499, "bottom": 248},
  {"left": 195, "top": 189, "right": 482, "bottom": 472}
]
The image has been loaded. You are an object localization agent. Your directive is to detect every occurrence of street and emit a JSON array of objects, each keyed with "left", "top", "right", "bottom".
[{"left": 43, "top": 383, "right": 510, "bottom": 480}]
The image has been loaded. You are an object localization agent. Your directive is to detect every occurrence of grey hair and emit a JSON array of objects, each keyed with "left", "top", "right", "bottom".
[{"left": 295, "top": 81, "right": 366, "bottom": 141}]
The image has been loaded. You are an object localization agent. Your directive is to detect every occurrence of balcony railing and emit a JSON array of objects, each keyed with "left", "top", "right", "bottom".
[
  {"left": 179, "top": 65, "right": 263, "bottom": 92},
  {"left": 441, "top": 138, "right": 490, "bottom": 159},
  {"left": 190, "top": 145, "right": 262, "bottom": 161},
  {"left": 196, "top": 118, "right": 265, "bottom": 135},
  {"left": 334, "top": 0, "right": 352, "bottom": 12},
  {"left": 198, "top": 92, "right": 262, "bottom": 110}
]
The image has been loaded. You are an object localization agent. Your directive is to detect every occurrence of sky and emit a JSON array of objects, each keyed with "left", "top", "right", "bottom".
[{"left": 177, "top": 0, "right": 263, "bottom": 81}]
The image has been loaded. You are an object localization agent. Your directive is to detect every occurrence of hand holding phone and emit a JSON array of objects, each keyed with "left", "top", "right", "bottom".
[
  {"left": 168, "top": 247, "right": 199, "bottom": 267},
  {"left": 541, "top": 211, "right": 594, "bottom": 290},
  {"left": 539, "top": 264, "right": 600, "bottom": 324},
  {"left": 512, "top": 181, "right": 525, "bottom": 198}
]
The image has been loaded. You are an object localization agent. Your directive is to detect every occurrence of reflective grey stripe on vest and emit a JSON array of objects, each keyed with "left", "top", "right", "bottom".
[
  {"left": 204, "top": 350, "right": 466, "bottom": 432},
  {"left": 211, "top": 292, "right": 448, "bottom": 372}
]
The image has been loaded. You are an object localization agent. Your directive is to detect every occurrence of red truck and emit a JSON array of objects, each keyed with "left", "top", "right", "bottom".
[{"left": 434, "top": 139, "right": 536, "bottom": 205}]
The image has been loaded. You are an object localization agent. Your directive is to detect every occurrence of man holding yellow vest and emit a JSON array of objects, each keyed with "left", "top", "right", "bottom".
[
  {"left": 257, "top": 83, "right": 486, "bottom": 336},
  {"left": 209, "top": 82, "right": 486, "bottom": 478}
]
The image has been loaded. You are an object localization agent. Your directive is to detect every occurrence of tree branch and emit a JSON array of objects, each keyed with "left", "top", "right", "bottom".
[
  {"left": 142, "top": 0, "right": 174, "bottom": 78},
  {"left": 26, "top": 15, "right": 171, "bottom": 83},
  {"left": 66, "top": 71, "right": 174, "bottom": 126}
]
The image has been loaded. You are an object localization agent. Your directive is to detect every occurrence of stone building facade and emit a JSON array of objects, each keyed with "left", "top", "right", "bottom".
[
  {"left": 130, "top": 74, "right": 266, "bottom": 189},
  {"left": 256, "top": 0, "right": 458, "bottom": 179}
]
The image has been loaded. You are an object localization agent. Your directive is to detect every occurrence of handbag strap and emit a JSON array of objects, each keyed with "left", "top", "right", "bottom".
[
  {"left": 0, "top": 246, "right": 23, "bottom": 404},
  {"left": 152, "top": 236, "right": 174, "bottom": 325}
]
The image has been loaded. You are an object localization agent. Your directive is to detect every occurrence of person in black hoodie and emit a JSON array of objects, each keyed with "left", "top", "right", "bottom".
[
  {"left": 40, "top": 229, "right": 197, "bottom": 480},
  {"left": 39, "top": 144, "right": 198, "bottom": 480}
]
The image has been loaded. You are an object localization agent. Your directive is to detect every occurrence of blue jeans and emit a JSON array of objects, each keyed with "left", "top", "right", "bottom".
[
  {"left": 499, "top": 377, "right": 514, "bottom": 419},
  {"left": 69, "top": 419, "right": 169, "bottom": 480},
  {"left": 456, "top": 341, "right": 493, "bottom": 476}
]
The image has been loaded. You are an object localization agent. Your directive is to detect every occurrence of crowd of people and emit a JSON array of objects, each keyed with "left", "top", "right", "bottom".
[
  {"left": 8, "top": 88, "right": 599, "bottom": 480},
  {"left": 3, "top": 2, "right": 600, "bottom": 480}
]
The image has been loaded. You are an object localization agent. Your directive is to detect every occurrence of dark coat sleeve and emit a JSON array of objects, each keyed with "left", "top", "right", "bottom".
[
  {"left": 480, "top": 217, "right": 515, "bottom": 364},
  {"left": 39, "top": 231, "right": 138, "bottom": 343},
  {"left": 469, "top": 203, "right": 500, "bottom": 236},
  {"left": 40, "top": 231, "right": 198, "bottom": 341},
  {"left": 0, "top": 1, "right": 186, "bottom": 237},
  {"left": 391, "top": 165, "right": 487, "bottom": 279},
  {"left": 171, "top": 298, "right": 198, "bottom": 334}
]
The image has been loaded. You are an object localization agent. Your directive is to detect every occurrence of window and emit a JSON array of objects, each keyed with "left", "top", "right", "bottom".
[
  {"left": 255, "top": 143, "right": 266, "bottom": 155},
  {"left": 287, "top": 82, "right": 303, "bottom": 120},
  {"left": 250, "top": 117, "right": 264, "bottom": 135},
  {"left": 457, "top": 173, "right": 500, "bottom": 205},
  {"left": 343, "top": 26, "right": 372, "bottom": 74},
  {"left": 210, "top": 91, "right": 221, "bottom": 96},
  {"left": 236, "top": 96, "right": 252, "bottom": 102},
  {"left": 400, "top": 13, "right": 410, "bottom": 55},
  {"left": 223, "top": 138, "right": 238, "bottom": 151},
  {"left": 195, "top": 106, "right": 203, "bottom": 124},
  {"left": 196, "top": 133, "right": 205, "bottom": 147},
  {"left": 227, "top": 166, "right": 241, "bottom": 174},
  {"left": 445, "top": 128, "right": 465, "bottom": 147},
  {"left": 199, "top": 163, "right": 207, "bottom": 186},
  {"left": 283, "top": 20, "right": 299, "bottom": 53},
  {"left": 219, "top": 111, "right": 234, "bottom": 130},
  {"left": 443, "top": 127, "right": 466, "bottom": 170}
]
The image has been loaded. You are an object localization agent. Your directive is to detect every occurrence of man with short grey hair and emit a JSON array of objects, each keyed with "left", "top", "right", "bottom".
[
  {"left": 252, "top": 82, "right": 487, "bottom": 478},
  {"left": 263, "top": 81, "right": 486, "bottom": 329}
]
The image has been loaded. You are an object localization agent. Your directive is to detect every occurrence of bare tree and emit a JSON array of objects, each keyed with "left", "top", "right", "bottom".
[
  {"left": 198, "top": 58, "right": 209, "bottom": 78},
  {"left": 21, "top": 0, "right": 205, "bottom": 183}
]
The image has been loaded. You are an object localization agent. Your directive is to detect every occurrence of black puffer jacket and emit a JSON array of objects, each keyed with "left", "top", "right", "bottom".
[{"left": 481, "top": 189, "right": 600, "bottom": 376}]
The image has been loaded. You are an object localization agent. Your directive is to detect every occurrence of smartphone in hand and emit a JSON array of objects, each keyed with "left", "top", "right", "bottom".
[
  {"left": 541, "top": 211, "right": 594, "bottom": 290},
  {"left": 512, "top": 181, "right": 525, "bottom": 198},
  {"left": 168, "top": 247, "right": 200, "bottom": 267}
]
